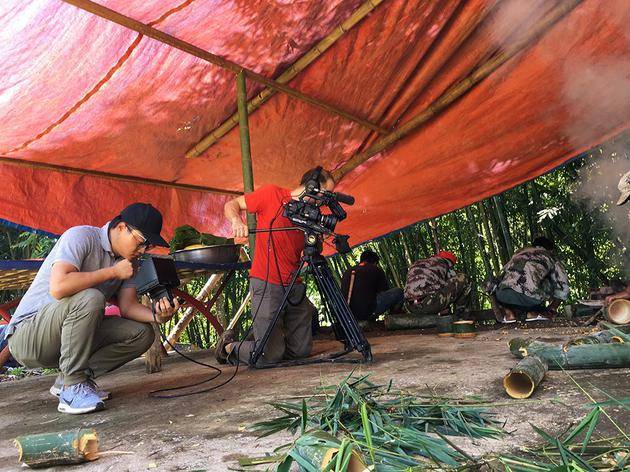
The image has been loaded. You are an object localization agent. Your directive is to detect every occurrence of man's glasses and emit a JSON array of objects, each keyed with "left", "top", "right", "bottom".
[{"left": 127, "top": 226, "right": 153, "bottom": 250}]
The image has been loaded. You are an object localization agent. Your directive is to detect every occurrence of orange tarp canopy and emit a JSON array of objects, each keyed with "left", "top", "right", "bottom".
[{"left": 0, "top": 0, "right": 628, "bottom": 246}]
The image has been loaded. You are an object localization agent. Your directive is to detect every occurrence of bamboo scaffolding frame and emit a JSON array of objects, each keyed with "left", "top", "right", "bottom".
[
  {"left": 61, "top": 0, "right": 386, "bottom": 148},
  {"left": 332, "top": 0, "right": 582, "bottom": 180},
  {"left": 0, "top": 155, "right": 240, "bottom": 196},
  {"left": 186, "top": 0, "right": 387, "bottom": 157}
]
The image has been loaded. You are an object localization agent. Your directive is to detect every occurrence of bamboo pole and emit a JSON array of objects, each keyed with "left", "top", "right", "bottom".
[
  {"left": 478, "top": 203, "right": 501, "bottom": 273},
  {"left": 61, "top": 1, "right": 387, "bottom": 142},
  {"left": 332, "top": 0, "right": 582, "bottom": 180},
  {"left": 188, "top": 0, "right": 388, "bottom": 156},
  {"left": 163, "top": 274, "right": 222, "bottom": 350},
  {"left": 236, "top": 71, "right": 257, "bottom": 253},
  {"left": 509, "top": 337, "right": 630, "bottom": 370},
  {"left": 0, "top": 155, "right": 239, "bottom": 196}
]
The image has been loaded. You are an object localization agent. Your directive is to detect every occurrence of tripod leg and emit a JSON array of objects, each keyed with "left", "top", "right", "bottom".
[{"left": 309, "top": 256, "right": 372, "bottom": 362}]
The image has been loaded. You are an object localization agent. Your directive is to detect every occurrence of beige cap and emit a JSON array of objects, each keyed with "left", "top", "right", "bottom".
[{"left": 617, "top": 170, "right": 630, "bottom": 206}]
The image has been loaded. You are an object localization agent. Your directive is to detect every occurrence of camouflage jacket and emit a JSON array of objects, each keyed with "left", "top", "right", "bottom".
[
  {"left": 404, "top": 256, "right": 454, "bottom": 301},
  {"left": 497, "top": 246, "right": 570, "bottom": 302}
]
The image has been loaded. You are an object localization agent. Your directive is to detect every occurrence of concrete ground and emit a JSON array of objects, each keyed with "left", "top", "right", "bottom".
[{"left": 0, "top": 324, "right": 628, "bottom": 471}]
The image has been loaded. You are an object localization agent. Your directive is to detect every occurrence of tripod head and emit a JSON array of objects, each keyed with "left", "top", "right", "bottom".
[{"left": 283, "top": 178, "right": 354, "bottom": 254}]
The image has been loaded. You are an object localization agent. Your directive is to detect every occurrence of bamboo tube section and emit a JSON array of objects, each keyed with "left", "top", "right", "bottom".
[
  {"left": 187, "top": 0, "right": 387, "bottom": 157},
  {"left": 163, "top": 274, "right": 222, "bottom": 350},
  {"left": 384, "top": 314, "right": 438, "bottom": 330},
  {"left": 452, "top": 319, "right": 476, "bottom": 338},
  {"left": 508, "top": 337, "right": 630, "bottom": 370},
  {"left": 503, "top": 356, "right": 548, "bottom": 399},
  {"left": 333, "top": 0, "right": 582, "bottom": 180},
  {"left": 14, "top": 429, "right": 99, "bottom": 468},
  {"left": 606, "top": 299, "right": 630, "bottom": 324}
]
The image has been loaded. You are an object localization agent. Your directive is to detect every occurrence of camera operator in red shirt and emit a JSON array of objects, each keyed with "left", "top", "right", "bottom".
[{"left": 218, "top": 167, "right": 335, "bottom": 365}]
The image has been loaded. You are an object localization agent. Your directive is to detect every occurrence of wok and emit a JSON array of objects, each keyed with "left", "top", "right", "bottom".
[{"left": 171, "top": 244, "right": 241, "bottom": 264}]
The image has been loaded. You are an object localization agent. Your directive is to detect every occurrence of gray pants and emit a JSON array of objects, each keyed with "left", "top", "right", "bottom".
[
  {"left": 231, "top": 278, "right": 313, "bottom": 366},
  {"left": 8, "top": 288, "right": 154, "bottom": 385}
]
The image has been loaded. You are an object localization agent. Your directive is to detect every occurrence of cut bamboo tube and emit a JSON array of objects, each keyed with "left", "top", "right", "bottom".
[
  {"left": 14, "top": 428, "right": 99, "bottom": 468},
  {"left": 163, "top": 274, "right": 222, "bottom": 350},
  {"left": 333, "top": 0, "right": 581, "bottom": 181},
  {"left": 606, "top": 299, "right": 630, "bottom": 324},
  {"left": 509, "top": 337, "right": 630, "bottom": 370},
  {"left": 384, "top": 313, "right": 438, "bottom": 330},
  {"left": 452, "top": 319, "right": 476, "bottom": 338},
  {"left": 503, "top": 356, "right": 548, "bottom": 399},
  {"left": 436, "top": 315, "right": 453, "bottom": 336},
  {"left": 188, "top": 0, "right": 387, "bottom": 156}
]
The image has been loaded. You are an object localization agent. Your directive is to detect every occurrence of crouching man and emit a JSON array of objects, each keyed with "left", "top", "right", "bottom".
[
  {"left": 4, "top": 203, "right": 179, "bottom": 414},
  {"left": 404, "top": 251, "right": 471, "bottom": 318}
]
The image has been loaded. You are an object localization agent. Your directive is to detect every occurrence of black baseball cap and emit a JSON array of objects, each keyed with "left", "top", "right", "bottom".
[{"left": 119, "top": 203, "right": 169, "bottom": 248}]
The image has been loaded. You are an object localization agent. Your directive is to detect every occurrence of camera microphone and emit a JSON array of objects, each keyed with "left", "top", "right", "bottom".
[{"left": 333, "top": 192, "right": 355, "bottom": 206}]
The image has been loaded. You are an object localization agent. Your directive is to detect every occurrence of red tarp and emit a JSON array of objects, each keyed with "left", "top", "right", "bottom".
[{"left": 0, "top": 0, "right": 628, "bottom": 245}]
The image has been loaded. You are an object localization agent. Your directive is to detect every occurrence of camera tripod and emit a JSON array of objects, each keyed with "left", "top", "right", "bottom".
[{"left": 249, "top": 231, "right": 373, "bottom": 368}]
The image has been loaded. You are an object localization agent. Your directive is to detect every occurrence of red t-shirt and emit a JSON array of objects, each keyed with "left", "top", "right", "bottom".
[{"left": 245, "top": 185, "right": 304, "bottom": 285}]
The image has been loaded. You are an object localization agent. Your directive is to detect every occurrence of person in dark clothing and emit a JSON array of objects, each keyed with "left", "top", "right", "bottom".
[{"left": 340, "top": 250, "right": 404, "bottom": 321}]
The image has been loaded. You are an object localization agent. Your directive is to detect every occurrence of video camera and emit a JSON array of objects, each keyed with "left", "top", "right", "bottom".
[
  {"left": 135, "top": 256, "right": 181, "bottom": 307},
  {"left": 283, "top": 172, "right": 354, "bottom": 253}
]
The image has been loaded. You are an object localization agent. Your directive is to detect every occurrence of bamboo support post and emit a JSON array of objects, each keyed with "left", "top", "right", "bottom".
[
  {"left": 163, "top": 274, "right": 223, "bottom": 350},
  {"left": 236, "top": 71, "right": 257, "bottom": 252},
  {"left": 332, "top": 0, "right": 582, "bottom": 181},
  {"left": 226, "top": 291, "right": 251, "bottom": 331},
  {"left": 503, "top": 356, "right": 548, "bottom": 399},
  {"left": 189, "top": 0, "right": 387, "bottom": 155},
  {"left": 14, "top": 429, "right": 99, "bottom": 468}
]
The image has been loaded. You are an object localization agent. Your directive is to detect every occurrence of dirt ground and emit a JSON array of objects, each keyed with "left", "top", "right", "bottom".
[{"left": 1, "top": 324, "right": 628, "bottom": 471}]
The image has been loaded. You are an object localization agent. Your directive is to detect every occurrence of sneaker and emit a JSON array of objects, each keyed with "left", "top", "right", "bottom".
[
  {"left": 57, "top": 381, "right": 105, "bottom": 414},
  {"left": 500, "top": 317, "right": 517, "bottom": 324},
  {"left": 50, "top": 378, "right": 111, "bottom": 401}
]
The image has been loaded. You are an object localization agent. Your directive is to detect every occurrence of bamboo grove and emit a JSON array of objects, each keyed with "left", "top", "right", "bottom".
[{"left": 1, "top": 132, "right": 628, "bottom": 349}]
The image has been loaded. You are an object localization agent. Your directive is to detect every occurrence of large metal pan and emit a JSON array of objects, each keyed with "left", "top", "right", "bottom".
[{"left": 171, "top": 244, "right": 241, "bottom": 264}]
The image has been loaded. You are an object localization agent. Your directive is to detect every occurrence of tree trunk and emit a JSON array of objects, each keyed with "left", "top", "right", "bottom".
[
  {"left": 493, "top": 195, "right": 514, "bottom": 256},
  {"left": 478, "top": 203, "right": 501, "bottom": 274}
]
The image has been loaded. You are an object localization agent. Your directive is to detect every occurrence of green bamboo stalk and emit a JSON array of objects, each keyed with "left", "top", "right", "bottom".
[
  {"left": 236, "top": 71, "right": 257, "bottom": 253},
  {"left": 478, "top": 203, "right": 501, "bottom": 274},
  {"left": 465, "top": 206, "right": 493, "bottom": 280}
]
